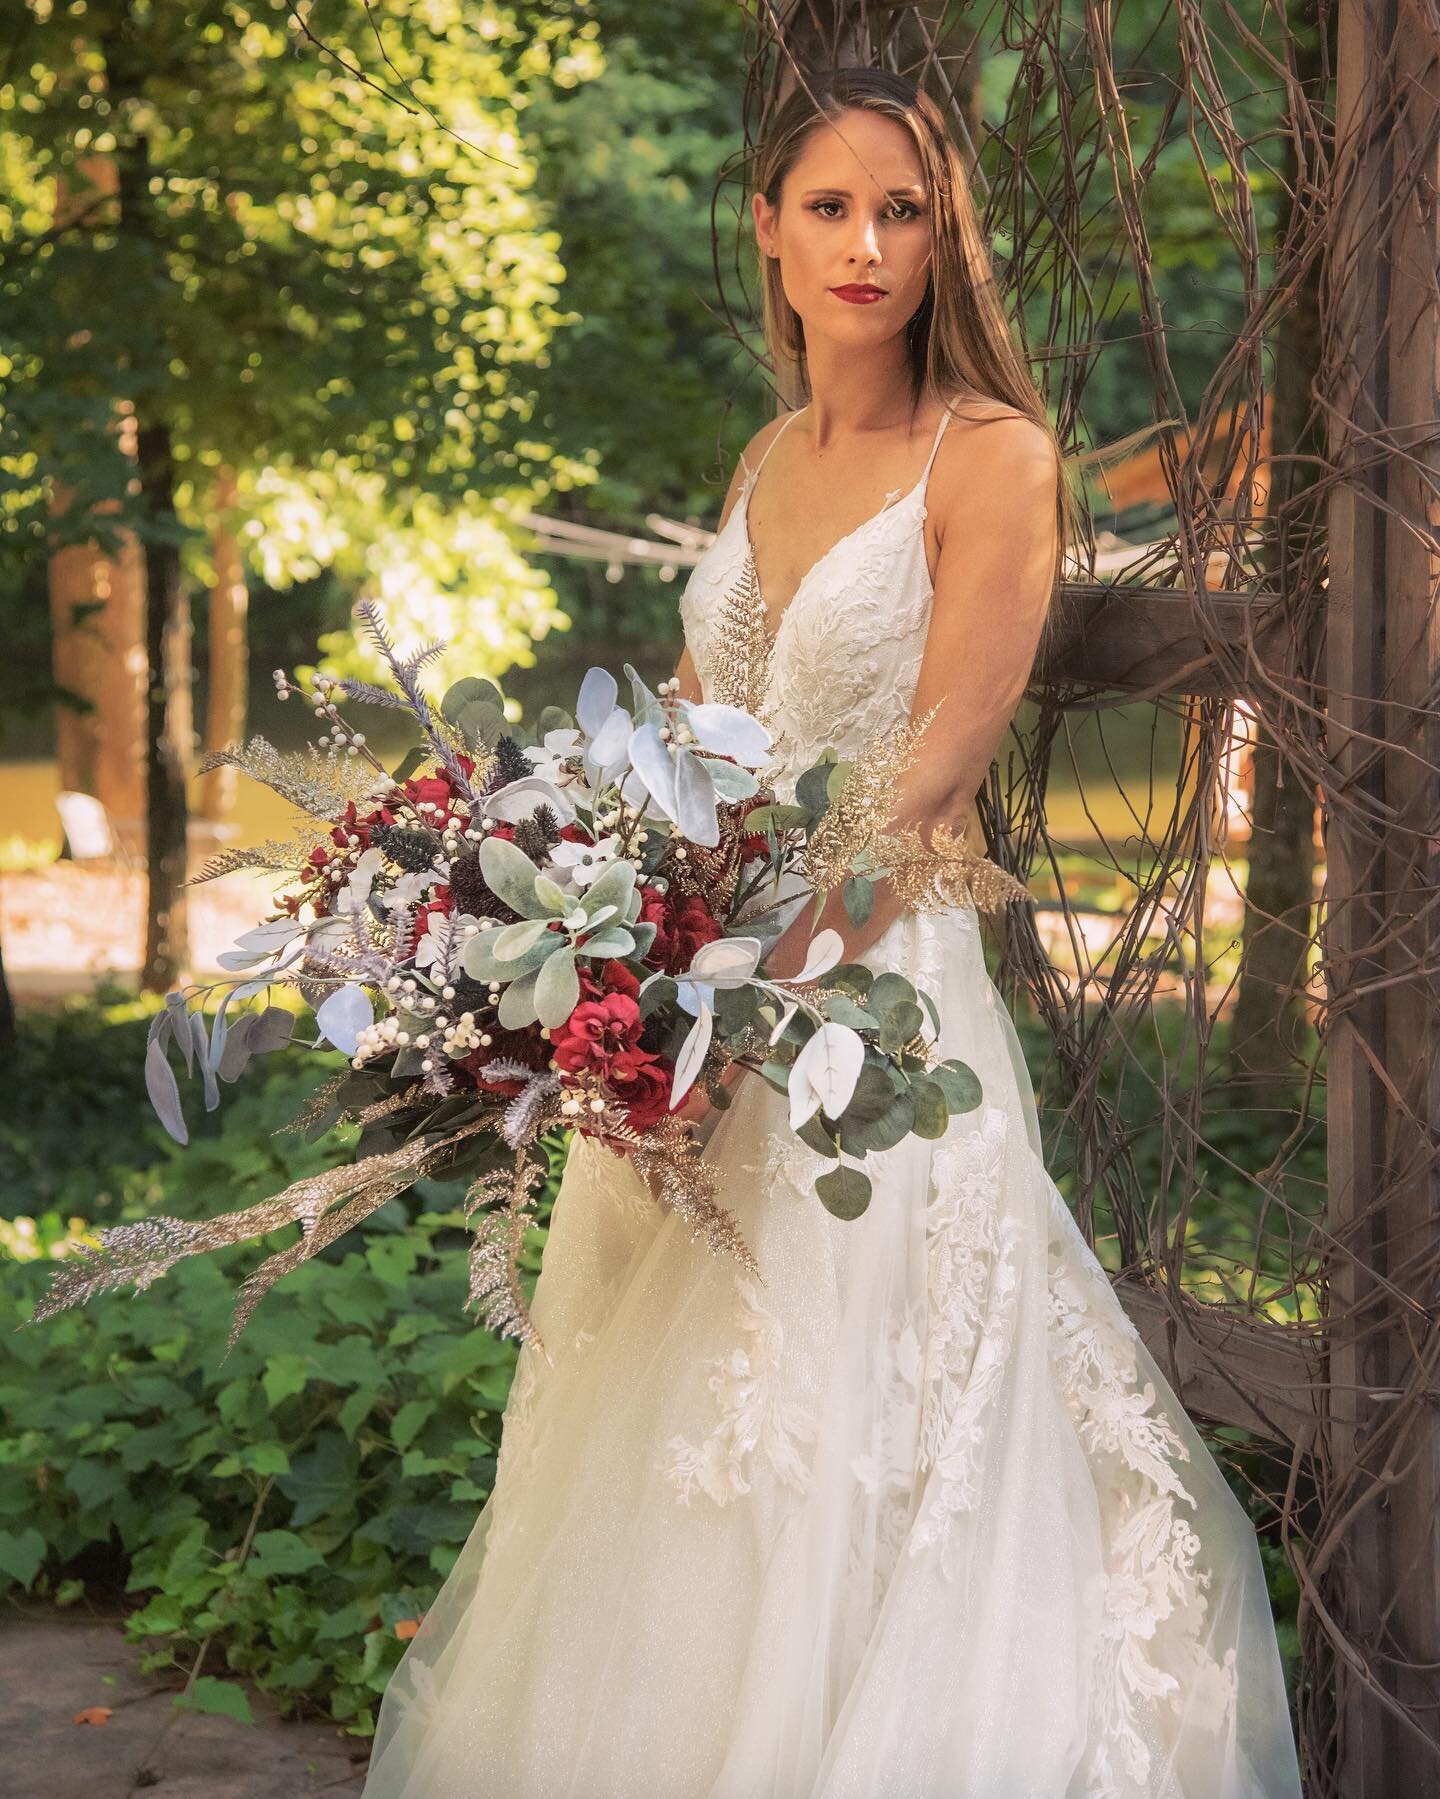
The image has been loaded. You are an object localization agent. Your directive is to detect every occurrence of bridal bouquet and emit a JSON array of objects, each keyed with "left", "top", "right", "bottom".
[{"left": 28, "top": 602, "right": 1027, "bottom": 1359}]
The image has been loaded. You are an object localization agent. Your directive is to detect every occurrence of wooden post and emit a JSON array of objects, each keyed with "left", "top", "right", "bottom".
[{"left": 1324, "top": 1, "right": 1440, "bottom": 1790}]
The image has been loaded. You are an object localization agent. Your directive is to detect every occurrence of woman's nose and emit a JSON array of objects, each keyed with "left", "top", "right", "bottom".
[{"left": 849, "top": 212, "right": 882, "bottom": 264}]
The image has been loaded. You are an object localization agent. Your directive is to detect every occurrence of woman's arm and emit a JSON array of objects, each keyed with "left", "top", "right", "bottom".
[{"left": 764, "top": 412, "right": 1061, "bottom": 980}]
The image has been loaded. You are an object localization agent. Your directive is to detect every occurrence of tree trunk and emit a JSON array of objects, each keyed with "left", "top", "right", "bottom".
[
  {"left": 1229, "top": 1, "right": 1325, "bottom": 1080},
  {"left": 199, "top": 470, "right": 249, "bottom": 823},
  {"left": 137, "top": 419, "right": 192, "bottom": 992},
  {"left": 46, "top": 160, "right": 147, "bottom": 852},
  {"left": 0, "top": 929, "right": 16, "bottom": 1058}
]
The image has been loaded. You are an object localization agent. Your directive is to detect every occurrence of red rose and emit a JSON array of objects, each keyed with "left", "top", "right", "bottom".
[
  {"left": 638, "top": 888, "right": 723, "bottom": 976},
  {"left": 605, "top": 1047, "right": 672, "bottom": 1132},
  {"left": 551, "top": 992, "right": 644, "bottom": 1075}
]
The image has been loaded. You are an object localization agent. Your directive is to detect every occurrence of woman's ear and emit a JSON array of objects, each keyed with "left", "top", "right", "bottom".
[{"left": 752, "top": 190, "right": 777, "bottom": 261}]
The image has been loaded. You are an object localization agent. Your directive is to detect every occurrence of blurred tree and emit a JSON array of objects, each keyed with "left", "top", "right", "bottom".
[
  {"left": 0, "top": 0, "right": 601, "bottom": 985},
  {"left": 521, "top": 0, "right": 764, "bottom": 653}
]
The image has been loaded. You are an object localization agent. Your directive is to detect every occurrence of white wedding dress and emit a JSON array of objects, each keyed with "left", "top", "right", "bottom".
[{"left": 363, "top": 407, "right": 1303, "bottom": 1798}]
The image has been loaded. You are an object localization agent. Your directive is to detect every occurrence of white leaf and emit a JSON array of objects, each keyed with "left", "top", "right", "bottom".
[
  {"left": 586, "top": 705, "right": 632, "bottom": 775},
  {"left": 483, "top": 775, "right": 577, "bottom": 824},
  {"left": 576, "top": 666, "right": 619, "bottom": 738},
  {"left": 768, "top": 1000, "right": 798, "bottom": 1046},
  {"left": 681, "top": 701, "right": 773, "bottom": 765},
  {"left": 627, "top": 724, "right": 678, "bottom": 818},
  {"left": 684, "top": 936, "right": 762, "bottom": 988},
  {"left": 793, "top": 928, "right": 846, "bottom": 985},
  {"left": 234, "top": 918, "right": 303, "bottom": 955},
  {"left": 787, "top": 1022, "right": 865, "bottom": 1131},
  {"left": 670, "top": 1000, "right": 713, "bottom": 1109},
  {"left": 315, "top": 986, "right": 373, "bottom": 1056},
  {"left": 672, "top": 748, "right": 720, "bottom": 846}
]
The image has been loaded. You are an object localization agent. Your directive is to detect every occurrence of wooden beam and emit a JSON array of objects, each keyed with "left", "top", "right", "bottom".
[
  {"left": 1114, "top": 1278, "right": 1322, "bottom": 1450},
  {"left": 1324, "top": 2, "right": 1440, "bottom": 1791},
  {"left": 1035, "top": 582, "right": 1295, "bottom": 699}
]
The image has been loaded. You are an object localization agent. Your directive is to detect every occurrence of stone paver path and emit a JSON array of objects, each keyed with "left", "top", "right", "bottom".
[{"left": 0, "top": 1606, "right": 368, "bottom": 1798}]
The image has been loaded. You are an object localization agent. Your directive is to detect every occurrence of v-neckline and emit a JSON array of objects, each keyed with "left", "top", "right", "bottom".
[
  {"left": 738, "top": 470, "right": 919, "bottom": 648},
  {"left": 737, "top": 409, "right": 948, "bottom": 648}
]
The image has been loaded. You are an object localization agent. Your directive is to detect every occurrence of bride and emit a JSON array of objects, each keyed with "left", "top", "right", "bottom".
[{"left": 363, "top": 66, "right": 1303, "bottom": 1799}]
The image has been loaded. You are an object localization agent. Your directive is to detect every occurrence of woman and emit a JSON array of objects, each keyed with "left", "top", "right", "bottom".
[{"left": 364, "top": 67, "right": 1303, "bottom": 1798}]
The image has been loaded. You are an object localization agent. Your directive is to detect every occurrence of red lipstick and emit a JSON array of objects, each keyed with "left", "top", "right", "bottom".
[{"left": 830, "top": 284, "right": 887, "bottom": 304}]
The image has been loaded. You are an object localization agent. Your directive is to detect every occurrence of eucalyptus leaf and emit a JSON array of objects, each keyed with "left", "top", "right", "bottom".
[
  {"left": 867, "top": 971, "right": 918, "bottom": 1018},
  {"left": 441, "top": 676, "right": 505, "bottom": 725},
  {"left": 879, "top": 1000, "right": 926, "bottom": 1053},
  {"left": 842, "top": 875, "right": 875, "bottom": 926},
  {"left": 815, "top": 1163, "right": 872, "bottom": 1220},
  {"left": 840, "top": 1089, "right": 913, "bottom": 1155},
  {"left": 908, "top": 1075, "right": 950, "bottom": 1140},
  {"left": 742, "top": 803, "right": 809, "bottom": 834},
  {"left": 829, "top": 963, "right": 874, "bottom": 997},
  {"left": 825, "top": 759, "right": 854, "bottom": 803},
  {"left": 795, "top": 1112, "right": 841, "bottom": 1158},
  {"left": 638, "top": 975, "right": 677, "bottom": 1019},
  {"left": 315, "top": 986, "right": 373, "bottom": 1056},
  {"left": 795, "top": 762, "right": 835, "bottom": 820},
  {"left": 933, "top": 1058, "right": 984, "bottom": 1114},
  {"left": 823, "top": 994, "right": 879, "bottom": 1031}
]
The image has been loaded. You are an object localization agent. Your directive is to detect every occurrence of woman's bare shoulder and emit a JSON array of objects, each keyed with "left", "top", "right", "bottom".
[
  {"left": 717, "top": 410, "right": 798, "bottom": 531},
  {"left": 936, "top": 397, "right": 1057, "bottom": 488}
]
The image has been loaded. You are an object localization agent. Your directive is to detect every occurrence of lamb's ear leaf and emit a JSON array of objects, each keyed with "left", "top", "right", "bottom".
[
  {"left": 534, "top": 947, "right": 580, "bottom": 1028},
  {"left": 669, "top": 1000, "right": 713, "bottom": 1108},
  {"left": 478, "top": 837, "right": 549, "bottom": 920},
  {"left": 497, "top": 968, "right": 542, "bottom": 1030},
  {"left": 815, "top": 1163, "right": 871, "bottom": 1219}
]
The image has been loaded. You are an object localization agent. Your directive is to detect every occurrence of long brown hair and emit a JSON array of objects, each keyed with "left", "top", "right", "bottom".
[{"left": 751, "top": 67, "right": 1073, "bottom": 585}]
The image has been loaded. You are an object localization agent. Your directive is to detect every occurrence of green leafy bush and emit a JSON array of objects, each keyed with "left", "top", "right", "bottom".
[{"left": 2, "top": 999, "right": 560, "bottom": 1734}]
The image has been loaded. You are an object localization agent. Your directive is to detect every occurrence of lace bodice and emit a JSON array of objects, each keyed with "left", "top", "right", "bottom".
[{"left": 679, "top": 405, "right": 950, "bottom": 795}]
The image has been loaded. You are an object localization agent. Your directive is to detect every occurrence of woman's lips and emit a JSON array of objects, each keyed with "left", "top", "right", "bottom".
[{"left": 830, "top": 285, "right": 887, "bottom": 304}]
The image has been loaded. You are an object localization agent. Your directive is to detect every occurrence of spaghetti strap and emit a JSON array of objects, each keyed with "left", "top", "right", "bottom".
[
  {"left": 739, "top": 406, "right": 806, "bottom": 481},
  {"left": 919, "top": 404, "right": 952, "bottom": 480}
]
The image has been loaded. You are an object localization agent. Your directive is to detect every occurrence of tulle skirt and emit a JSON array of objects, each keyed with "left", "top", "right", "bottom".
[{"left": 362, "top": 902, "right": 1303, "bottom": 1798}]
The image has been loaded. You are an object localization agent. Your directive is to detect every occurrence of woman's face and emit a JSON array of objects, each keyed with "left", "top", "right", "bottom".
[{"left": 754, "top": 106, "right": 932, "bottom": 351}]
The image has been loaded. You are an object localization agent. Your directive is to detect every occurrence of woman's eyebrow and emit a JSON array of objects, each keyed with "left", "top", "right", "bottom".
[{"left": 799, "top": 185, "right": 927, "bottom": 200}]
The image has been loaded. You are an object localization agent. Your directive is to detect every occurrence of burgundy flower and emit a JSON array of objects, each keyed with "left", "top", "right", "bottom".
[
  {"left": 551, "top": 992, "right": 644, "bottom": 1076},
  {"left": 639, "top": 887, "right": 724, "bottom": 976},
  {"left": 604, "top": 1047, "right": 672, "bottom": 1132}
]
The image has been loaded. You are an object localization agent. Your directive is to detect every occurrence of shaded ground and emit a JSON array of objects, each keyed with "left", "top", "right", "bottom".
[{"left": 0, "top": 1605, "right": 368, "bottom": 1798}]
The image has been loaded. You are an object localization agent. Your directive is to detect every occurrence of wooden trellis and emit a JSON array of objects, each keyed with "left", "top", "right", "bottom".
[{"left": 741, "top": 5, "right": 1440, "bottom": 1794}]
